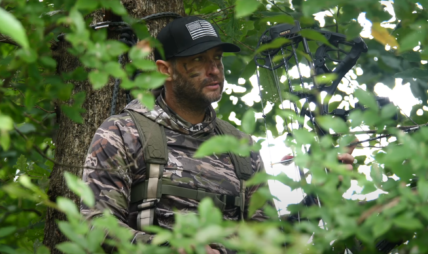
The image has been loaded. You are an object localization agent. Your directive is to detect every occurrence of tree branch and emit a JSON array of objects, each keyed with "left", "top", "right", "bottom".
[{"left": 0, "top": 34, "right": 19, "bottom": 47}]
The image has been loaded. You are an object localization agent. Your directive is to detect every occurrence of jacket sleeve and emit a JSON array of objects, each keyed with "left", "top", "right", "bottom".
[{"left": 80, "top": 114, "right": 154, "bottom": 250}]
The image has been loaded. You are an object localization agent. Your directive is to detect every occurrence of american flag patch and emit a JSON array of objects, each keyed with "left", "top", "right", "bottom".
[{"left": 185, "top": 20, "right": 218, "bottom": 40}]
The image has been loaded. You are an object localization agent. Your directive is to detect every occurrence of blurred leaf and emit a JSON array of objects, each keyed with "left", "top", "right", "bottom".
[
  {"left": 235, "top": 0, "right": 260, "bottom": 18},
  {"left": 255, "top": 37, "right": 290, "bottom": 54},
  {"left": 240, "top": 61, "right": 256, "bottom": 80},
  {"left": 354, "top": 89, "right": 379, "bottom": 112},
  {"left": 134, "top": 72, "right": 166, "bottom": 90},
  {"left": 314, "top": 73, "right": 337, "bottom": 85},
  {"left": 64, "top": 172, "right": 95, "bottom": 208},
  {"left": 104, "top": 62, "right": 126, "bottom": 79},
  {"left": 61, "top": 105, "right": 83, "bottom": 124},
  {"left": 56, "top": 242, "right": 86, "bottom": 254},
  {"left": 293, "top": 129, "right": 315, "bottom": 144},
  {"left": 0, "top": 115, "right": 13, "bottom": 130},
  {"left": 371, "top": 23, "right": 399, "bottom": 48},
  {"left": 399, "top": 30, "right": 426, "bottom": 52},
  {"left": 242, "top": 109, "right": 256, "bottom": 134},
  {"left": 300, "top": 29, "right": 334, "bottom": 48},
  {"left": 372, "top": 219, "right": 391, "bottom": 238},
  {"left": 194, "top": 135, "right": 244, "bottom": 158},
  {"left": 57, "top": 197, "right": 79, "bottom": 218},
  {"left": 317, "top": 115, "right": 348, "bottom": 133},
  {"left": 0, "top": 8, "right": 29, "bottom": 49},
  {"left": 0, "top": 226, "right": 17, "bottom": 238},
  {"left": 394, "top": 68, "right": 428, "bottom": 81},
  {"left": 89, "top": 70, "right": 109, "bottom": 89}
]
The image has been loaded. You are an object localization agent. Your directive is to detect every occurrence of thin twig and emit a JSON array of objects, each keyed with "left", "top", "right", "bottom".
[
  {"left": 357, "top": 191, "right": 417, "bottom": 224},
  {"left": 267, "top": 0, "right": 291, "bottom": 15},
  {"left": 24, "top": 113, "right": 47, "bottom": 130}
]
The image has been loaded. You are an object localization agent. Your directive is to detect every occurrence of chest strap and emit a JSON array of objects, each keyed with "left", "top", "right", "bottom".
[{"left": 126, "top": 110, "right": 252, "bottom": 230}]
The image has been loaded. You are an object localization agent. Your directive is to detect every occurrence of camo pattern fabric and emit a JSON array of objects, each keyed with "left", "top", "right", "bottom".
[{"left": 80, "top": 96, "right": 269, "bottom": 253}]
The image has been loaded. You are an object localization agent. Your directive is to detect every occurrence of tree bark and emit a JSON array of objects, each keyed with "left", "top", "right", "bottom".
[{"left": 43, "top": 1, "right": 185, "bottom": 252}]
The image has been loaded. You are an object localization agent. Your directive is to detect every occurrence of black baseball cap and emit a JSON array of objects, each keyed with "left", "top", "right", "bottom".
[{"left": 154, "top": 16, "right": 240, "bottom": 60}]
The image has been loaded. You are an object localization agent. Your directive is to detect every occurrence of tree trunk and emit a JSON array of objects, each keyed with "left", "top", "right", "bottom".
[{"left": 43, "top": 1, "right": 185, "bottom": 252}]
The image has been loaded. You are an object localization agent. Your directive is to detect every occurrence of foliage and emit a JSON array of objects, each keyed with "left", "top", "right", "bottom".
[{"left": 1, "top": 0, "right": 428, "bottom": 253}]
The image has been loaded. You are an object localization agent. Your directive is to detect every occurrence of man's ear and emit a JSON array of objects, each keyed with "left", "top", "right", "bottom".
[{"left": 156, "top": 60, "right": 173, "bottom": 82}]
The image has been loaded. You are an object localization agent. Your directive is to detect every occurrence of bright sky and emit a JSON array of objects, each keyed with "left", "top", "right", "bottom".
[{"left": 218, "top": 1, "right": 424, "bottom": 215}]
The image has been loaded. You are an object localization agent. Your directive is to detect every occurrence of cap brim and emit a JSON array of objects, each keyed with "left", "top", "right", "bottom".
[{"left": 174, "top": 41, "right": 240, "bottom": 58}]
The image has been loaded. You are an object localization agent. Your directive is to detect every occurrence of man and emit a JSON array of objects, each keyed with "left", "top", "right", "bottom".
[{"left": 81, "top": 16, "right": 355, "bottom": 254}]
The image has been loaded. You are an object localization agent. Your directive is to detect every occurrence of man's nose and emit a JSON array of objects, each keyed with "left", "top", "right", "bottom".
[{"left": 206, "top": 60, "right": 221, "bottom": 76}]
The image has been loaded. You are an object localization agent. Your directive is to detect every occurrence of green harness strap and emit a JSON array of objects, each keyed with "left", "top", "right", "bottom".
[{"left": 127, "top": 110, "right": 253, "bottom": 230}]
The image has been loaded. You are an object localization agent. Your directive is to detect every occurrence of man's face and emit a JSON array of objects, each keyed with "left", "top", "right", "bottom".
[{"left": 170, "top": 47, "right": 225, "bottom": 107}]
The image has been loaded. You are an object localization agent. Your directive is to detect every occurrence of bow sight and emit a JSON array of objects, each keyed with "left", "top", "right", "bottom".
[{"left": 253, "top": 20, "right": 402, "bottom": 136}]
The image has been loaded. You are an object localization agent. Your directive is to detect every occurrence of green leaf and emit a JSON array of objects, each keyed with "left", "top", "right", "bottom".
[
  {"left": 354, "top": 89, "right": 379, "bottom": 112},
  {"left": 393, "top": 215, "right": 422, "bottom": 230},
  {"left": 104, "top": 62, "right": 126, "bottom": 79},
  {"left": 89, "top": 70, "right": 109, "bottom": 89},
  {"left": 132, "top": 90, "right": 155, "bottom": 110},
  {"left": 240, "top": 61, "right": 256, "bottom": 80},
  {"left": 314, "top": 73, "right": 337, "bottom": 85},
  {"left": 57, "top": 221, "right": 88, "bottom": 249},
  {"left": 40, "top": 56, "right": 57, "bottom": 68},
  {"left": 300, "top": 30, "right": 334, "bottom": 48},
  {"left": 235, "top": 0, "right": 260, "bottom": 18},
  {"left": 57, "top": 197, "right": 79, "bottom": 218},
  {"left": 36, "top": 246, "right": 51, "bottom": 254},
  {"left": 292, "top": 129, "right": 315, "bottom": 144},
  {"left": 317, "top": 115, "right": 348, "bottom": 133},
  {"left": 418, "top": 179, "right": 428, "bottom": 201},
  {"left": 198, "top": 198, "right": 221, "bottom": 226},
  {"left": 380, "top": 104, "right": 397, "bottom": 120},
  {"left": 0, "top": 226, "right": 17, "bottom": 238},
  {"left": 255, "top": 37, "right": 290, "bottom": 54},
  {"left": 134, "top": 72, "right": 166, "bottom": 90},
  {"left": 371, "top": 22, "right": 399, "bottom": 49},
  {"left": 399, "top": 30, "right": 426, "bottom": 52},
  {"left": 151, "top": 231, "right": 173, "bottom": 245},
  {"left": 16, "top": 123, "right": 36, "bottom": 134},
  {"left": 241, "top": 109, "right": 256, "bottom": 134},
  {"left": 61, "top": 105, "right": 84, "bottom": 124},
  {"left": 106, "top": 41, "right": 129, "bottom": 57},
  {"left": 0, "top": 115, "right": 13, "bottom": 130},
  {"left": 102, "top": 0, "right": 127, "bottom": 15},
  {"left": 394, "top": 68, "right": 428, "bottom": 81},
  {"left": 132, "top": 59, "right": 157, "bottom": 71},
  {"left": 0, "top": 245, "right": 15, "bottom": 254},
  {"left": 56, "top": 242, "right": 86, "bottom": 254},
  {"left": 86, "top": 228, "right": 105, "bottom": 253},
  {"left": 0, "top": 8, "right": 29, "bottom": 49},
  {"left": 194, "top": 135, "right": 241, "bottom": 158},
  {"left": 64, "top": 172, "right": 95, "bottom": 208},
  {"left": 372, "top": 219, "right": 391, "bottom": 238},
  {"left": 345, "top": 21, "right": 363, "bottom": 40},
  {"left": 75, "top": 0, "right": 99, "bottom": 10}
]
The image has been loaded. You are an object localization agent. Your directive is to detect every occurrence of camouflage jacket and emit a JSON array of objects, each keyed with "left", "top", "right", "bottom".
[{"left": 81, "top": 96, "right": 269, "bottom": 253}]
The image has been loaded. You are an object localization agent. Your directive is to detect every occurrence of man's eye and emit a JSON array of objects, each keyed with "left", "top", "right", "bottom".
[
  {"left": 194, "top": 57, "right": 201, "bottom": 61},
  {"left": 215, "top": 55, "right": 223, "bottom": 60}
]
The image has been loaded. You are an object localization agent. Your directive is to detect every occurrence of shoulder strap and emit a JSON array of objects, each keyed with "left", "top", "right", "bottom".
[
  {"left": 215, "top": 118, "right": 253, "bottom": 180},
  {"left": 127, "top": 110, "right": 169, "bottom": 230},
  {"left": 126, "top": 110, "right": 168, "bottom": 165}
]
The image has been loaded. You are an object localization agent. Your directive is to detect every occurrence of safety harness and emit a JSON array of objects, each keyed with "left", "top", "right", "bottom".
[{"left": 126, "top": 110, "right": 254, "bottom": 231}]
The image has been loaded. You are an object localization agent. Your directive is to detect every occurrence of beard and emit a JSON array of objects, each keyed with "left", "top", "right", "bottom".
[{"left": 171, "top": 69, "right": 224, "bottom": 110}]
